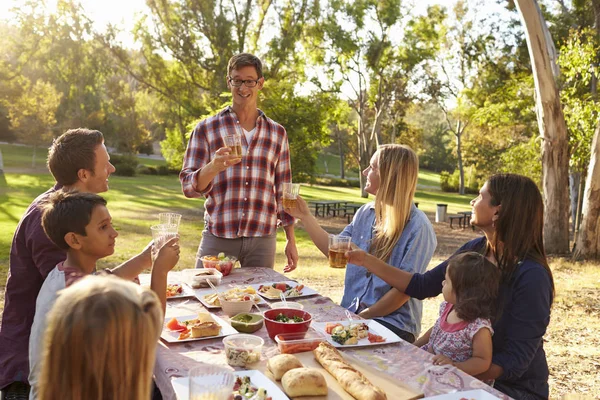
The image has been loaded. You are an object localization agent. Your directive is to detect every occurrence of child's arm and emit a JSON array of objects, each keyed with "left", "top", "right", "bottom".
[
  {"left": 358, "top": 288, "right": 409, "bottom": 319},
  {"left": 110, "top": 240, "right": 153, "bottom": 280},
  {"left": 150, "top": 237, "right": 180, "bottom": 313},
  {"left": 414, "top": 326, "right": 433, "bottom": 348},
  {"left": 433, "top": 328, "right": 493, "bottom": 376}
]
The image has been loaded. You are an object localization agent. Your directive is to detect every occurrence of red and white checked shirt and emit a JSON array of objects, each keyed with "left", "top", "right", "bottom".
[{"left": 180, "top": 107, "right": 294, "bottom": 238}]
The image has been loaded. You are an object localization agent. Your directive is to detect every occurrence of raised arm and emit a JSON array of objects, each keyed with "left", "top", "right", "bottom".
[
  {"left": 284, "top": 196, "right": 329, "bottom": 256},
  {"left": 359, "top": 288, "right": 409, "bottom": 319},
  {"left": 110, "top": 240, "right": 153, "bottom": 280}
]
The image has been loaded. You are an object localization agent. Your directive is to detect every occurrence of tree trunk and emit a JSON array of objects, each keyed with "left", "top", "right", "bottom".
[
  {"left": 32, "top": 144, "right": 37, "bottom": 169},
  {"left": 573, "top": 123, "right": 600, "bottom": 260},
  {"left": 515, "top": 0, "right": 570, "bottom": 254},
  {"left": 0, "top": 148, "right": 6, "bottom": 188},
  {"left": 337, "top": 130, "right": 345, "bottom": 179},
  {"left": 456, "top": 121, "right": 465, "bottom": 195}
]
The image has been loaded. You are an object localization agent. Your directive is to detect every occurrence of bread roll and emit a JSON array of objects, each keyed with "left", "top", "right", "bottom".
[
  {"left": 281, "top": 368, "right": 328, "bottom": 397},
  {"left": 313, "top": 342, "right": 386, "bottom": 400},
  {"left": 267, "top": 354, "right": 303, "bottom": 380}
]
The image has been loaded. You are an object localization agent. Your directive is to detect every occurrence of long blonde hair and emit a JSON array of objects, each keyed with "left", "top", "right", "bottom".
[
  {"left": 38, "top": 275, "right": 163, "bottom": 400},
  {"left": 370, "top": 144, "right": 419, "bottom": 261}
]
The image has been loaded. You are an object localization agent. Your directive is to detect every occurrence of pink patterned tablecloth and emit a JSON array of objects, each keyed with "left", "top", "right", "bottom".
[{"left": 144, "top": 267, "right": 510, "bottom": 400}]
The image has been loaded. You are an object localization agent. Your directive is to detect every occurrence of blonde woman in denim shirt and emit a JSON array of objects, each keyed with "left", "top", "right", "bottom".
[{"left": 284, "top": 144, "right": 436, "bottom": 342}]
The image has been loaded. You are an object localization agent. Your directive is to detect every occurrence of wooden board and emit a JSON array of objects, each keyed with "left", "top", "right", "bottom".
[{"left": 257, "top": 351, "right": 423, "bottom": 400}]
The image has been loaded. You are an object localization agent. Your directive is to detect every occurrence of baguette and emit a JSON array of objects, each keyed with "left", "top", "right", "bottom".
[{"left": 313, "top": 342, "right": 386, "bottom": 400}]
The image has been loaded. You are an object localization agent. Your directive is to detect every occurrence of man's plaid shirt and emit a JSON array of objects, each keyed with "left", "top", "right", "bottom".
[{"left": 180, "top": 106, "right": 294, "bottom": 238}]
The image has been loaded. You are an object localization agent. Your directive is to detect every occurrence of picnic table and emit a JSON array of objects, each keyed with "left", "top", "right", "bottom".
[
  {"left": 449, "top": 211, "right": 474, "bottom": 230},
  {"left": 309, "top": 200, "right": 350, "bottom": 217},
  {"left": 143, "top": 268, "right": 508, "bottom": 400}
]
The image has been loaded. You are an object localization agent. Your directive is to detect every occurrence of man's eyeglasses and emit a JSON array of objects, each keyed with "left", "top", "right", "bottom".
[{"left": 228, "top": 77, "right": 261, "bottom": 87}]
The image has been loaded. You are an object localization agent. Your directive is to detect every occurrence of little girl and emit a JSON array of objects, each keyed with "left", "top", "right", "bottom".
[{"left": 421, "top": 251, "right": 500, "bottom": 376}]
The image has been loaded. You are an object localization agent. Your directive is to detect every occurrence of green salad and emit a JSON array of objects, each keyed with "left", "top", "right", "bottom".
[{"left": 274, "top": 313, "right": 304, "bottom": 323}]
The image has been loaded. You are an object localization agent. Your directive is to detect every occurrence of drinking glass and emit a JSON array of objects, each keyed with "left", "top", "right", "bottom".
[
  {"left": 328, "top": 234, "right": 352, "bottom": 268},
  {"left": 282, "top": 183, "right": 300, "bottom": 209},
  {"left": 224, "top": 134, "right": 243, "bottom": 158},
  {"left": 189, "top": 364, "right": 234, "bottom": 400},
  {"left": 158, "top": 213, "right": 182, "bottom": 231},
  {"left": 150, "top": 224, "right": 177, "bottom": 263}
]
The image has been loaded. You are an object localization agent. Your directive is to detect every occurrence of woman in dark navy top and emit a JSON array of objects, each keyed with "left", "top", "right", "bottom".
[{"left": 347, "top": 174, "right": 554, "bottom": 400}]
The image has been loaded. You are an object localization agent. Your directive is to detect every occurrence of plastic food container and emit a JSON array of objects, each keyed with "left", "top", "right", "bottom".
[
  {"left": 230, "top": 313, "right": 264, "bottom": 333},
  {"left": 275, "top": 330, "right": 326, "bottom": 354},
  {"left": 263, "top": 309, "right": 312, "bottom": 340},
  {"left": 199, "top": 255, "right": 238, "bottom": 276},
  {"left": 182, "top": 268, "right": 223, "bottom": 289},
  {"left": 269, "top": 301, "right": 303, "bottom": 310},
  {"left": 220, "top": 298, "right": 253, "bottom": 317},
  {"left": 223, "top": 334, "right": 264, "bottom": 367}
]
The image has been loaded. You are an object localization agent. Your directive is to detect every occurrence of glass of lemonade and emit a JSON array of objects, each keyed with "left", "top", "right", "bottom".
[
  {"left": 224, "top": 134, "right": 243, "bottom": 158},
  {"left": 282, "top": 183, "right": 300, "bottom": 209},
  {"left": 189, "top": 364, "right": 234, "bottom": 400},
  {"left": 328, "top": 234, "right": 352, "bottom": 268}
]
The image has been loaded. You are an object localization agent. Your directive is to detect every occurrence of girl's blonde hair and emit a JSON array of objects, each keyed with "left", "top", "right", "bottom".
[
  {"left": 38, "top": 275, "right": 163, "bottom": 400},
  {"left": 370, "top": 144, "right": 419, "bottom": 261}
]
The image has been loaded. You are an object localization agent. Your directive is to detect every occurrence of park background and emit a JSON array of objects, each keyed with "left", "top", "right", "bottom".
[{"left": 1, "top": 0, "right": 600, "bottom": 398}]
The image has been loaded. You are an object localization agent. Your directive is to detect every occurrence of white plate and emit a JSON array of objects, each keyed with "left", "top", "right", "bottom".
[
  {"left": 250, "top": 281, "right": 318, "bottom": 300},
  {"left": 194, "top": 287, "right": 267, "bottom": 309},
  {"left": 161, "top": 314, "right": 237, "bottom": 343},
  {"left": 172, "top": 370, "right": 289, "bottom": 400},
  {"left": 166, "top": 283, "right": 196, "bottom": 300},
  {"left": 312, "top": 319, "right": 402, "bottom": 348},
  {"left": 423, "top": 389, "right": 501, "bottom": 400}
]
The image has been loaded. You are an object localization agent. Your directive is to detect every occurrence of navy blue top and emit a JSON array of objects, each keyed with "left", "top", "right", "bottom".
[{"left": 405, "top": 237, "right": 553, "bottom": 399}]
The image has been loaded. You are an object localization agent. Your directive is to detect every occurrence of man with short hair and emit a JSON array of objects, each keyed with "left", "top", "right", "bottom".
[
  {"left": 0, "top": 129, "right": 152, "bottom": 398},
  {"left": 180, "top": 53, "right": 298, "bottom": 271}
]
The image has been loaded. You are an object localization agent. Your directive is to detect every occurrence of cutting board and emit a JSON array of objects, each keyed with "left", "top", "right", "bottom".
[{"left": 258, "top": 350, "right": 423, "bottom": 400}]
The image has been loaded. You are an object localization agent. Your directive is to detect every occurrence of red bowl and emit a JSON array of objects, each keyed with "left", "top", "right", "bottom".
[{"left": 263, "top": 308, "right": 312, "bottom": 340}]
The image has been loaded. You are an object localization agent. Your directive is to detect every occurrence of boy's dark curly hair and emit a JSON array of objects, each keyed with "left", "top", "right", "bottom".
[{"left": 447, "top": 251, "right": 500, "bottom": 321}]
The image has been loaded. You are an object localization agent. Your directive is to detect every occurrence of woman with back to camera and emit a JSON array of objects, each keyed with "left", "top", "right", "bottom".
[
  {"left": 285, "top": 144, "right": 436, "bottom": 343},
  {"left": 347, "top": 174, "right": 554, "bottom": 399},
  {"left": 38, "top": 275, "right": 163, "bottom": 400}
]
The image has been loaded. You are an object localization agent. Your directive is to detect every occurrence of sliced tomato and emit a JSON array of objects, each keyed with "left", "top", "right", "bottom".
[
  {"left": 368, "top": 332, "right": 386, "bottom": 343},
  {"left": 177, "top": 329, "right": 191, "bottom": 340},
  {"left": 166, "top": 317, "right": 187, "bottom": 332},
  {"left": 275, "top": 282, "right": 288, "bottom": 291}
]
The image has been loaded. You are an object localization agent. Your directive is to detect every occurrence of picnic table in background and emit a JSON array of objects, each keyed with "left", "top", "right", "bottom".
[
  {"left": 142, "top": 268, "right": 509, "bottom": 400},
  {"left": 449, "top": 211, "right": 474, "bottom": 230},
  {"left": 309, "top": 200, "right": 349, "bottom": 217}
]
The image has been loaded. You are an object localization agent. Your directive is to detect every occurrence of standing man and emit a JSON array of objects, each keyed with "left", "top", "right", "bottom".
[
  {"left": 0, "top": 129, "right": 152, "bottom": 399},
  {"left": 180, "top": 53, "right": 298, "bottom": 271}
]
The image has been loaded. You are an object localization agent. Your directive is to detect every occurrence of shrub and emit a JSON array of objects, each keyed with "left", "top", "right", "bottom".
[
  {"left": 137, "top": 165, "right": 158, "bottom": 175},
  {"left": 440, "top": 167, "right": 483, "bottom": 194},
  {"left": 110, "top": 154, "right": 138, "bottom": 177},
  {"left": 157, "top": 165, "right": 171, "bottom": 175},
  {"left": 313, "top": 176, "right": 360, "bottom": 188}
]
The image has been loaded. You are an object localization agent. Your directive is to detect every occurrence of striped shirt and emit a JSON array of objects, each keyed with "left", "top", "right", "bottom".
[{"left": 180, "top": 106, "right": 294, "bottom": 238}]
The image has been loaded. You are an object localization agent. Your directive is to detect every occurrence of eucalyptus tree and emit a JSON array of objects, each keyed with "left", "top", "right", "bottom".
[
  {"left": 104, "top": 0, "right": 331, "bottom": 173},
  {"left": 310, "top": 1, "right": 446, "bottom": 196}
]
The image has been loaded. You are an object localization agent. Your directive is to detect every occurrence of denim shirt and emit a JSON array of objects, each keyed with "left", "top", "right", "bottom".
[{"left": 340, "top": 202, "right": 436, "bottom": 336}]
